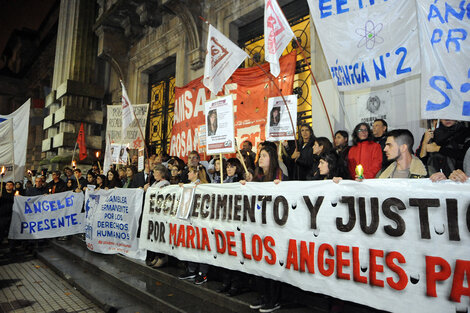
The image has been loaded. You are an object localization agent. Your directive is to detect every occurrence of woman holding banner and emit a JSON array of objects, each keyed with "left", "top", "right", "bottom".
[
  {"left": 145, "top": 164, "right": 171, "bottom": 268},
  {"left": 283, "top": 124, "right": 315, "bottom": 181},
  {"left": 241, "top": 145, "right": 285, "bottom": 312}
]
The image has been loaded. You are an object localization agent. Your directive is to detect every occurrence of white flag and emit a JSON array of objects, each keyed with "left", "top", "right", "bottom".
[
  {"left": 203, "top": 25, "right": 248, "bottom": 95},
  {"left": 264, "top": 0, "right": 295, "bottom": 77},
  {"left": 121, "top": 80, "right": 135, "bottom": 137}
]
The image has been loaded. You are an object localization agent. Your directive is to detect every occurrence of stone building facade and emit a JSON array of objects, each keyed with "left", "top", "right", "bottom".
[{"left": 42, "top": 0, "right": 330, "bottom": 163}]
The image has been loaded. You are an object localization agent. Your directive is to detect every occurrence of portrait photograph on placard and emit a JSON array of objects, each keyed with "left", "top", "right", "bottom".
[
  {"left": 266, "top": 95, "right": 297, "bottom": 141},
  {"left": 204, "top": 95, "right": 235, "bottom": 154},
  {"left": 177, "top": 186, "right": 196, "bottom": 220}
]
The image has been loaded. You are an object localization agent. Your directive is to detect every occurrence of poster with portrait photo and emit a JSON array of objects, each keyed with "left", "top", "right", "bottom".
[
  {"left": 205, "top": 95, "right": 235, "bottom": 155},
  {"left": 266, "top": 95, "right": 297, "bottom": 141},
  {"left": 110, "top": 143, "right": 121, "bottom": 164},
  {"left": 118, "top": 145, "right": 128, "bottom": 165},
  {"left": 177, "top": 186, "right": 196, "bottom": 220}
]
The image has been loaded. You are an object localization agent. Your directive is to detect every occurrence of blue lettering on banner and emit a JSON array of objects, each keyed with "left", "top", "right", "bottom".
[
  {"left": 24, "top": 195, "right": 75, "bottom": 214},
  {"left": 426, "top": 68, "right": 470, "bottom": 116},
  {"left": 428, "top": 1, "right": 469, "bottom": 52},
  {"left": 319, "top": 0, "right": 388, "bottom": 19},
  {"left": 331, "top": 46, "right": 411, "bottom": 87},
  {"left": 20, "top": 213, "right": 79, "bottom": 234}
]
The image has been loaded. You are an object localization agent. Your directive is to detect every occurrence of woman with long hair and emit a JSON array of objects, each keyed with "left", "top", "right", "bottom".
[
  {"left": 207, "top": 109, "right": 218, "bottom": 136},
  {"left": 347, "top": 123, "right": 383, "bottom": 179},
  {"left": 106, "top": 169, "right": 122, "bottom": 189},
  {"left": 283, "top": 124, "right": 315, "bottom": 180},
  {"left": 145, "top": 164, "right": 171, "bottom": 268},
  {"left": 95, "top": 175, "right": 107, "bottom": 190},
  {"left": 178, "top": 164, "right": 209, "bottom": 284},
  {"left": 225, "top": 158, "right": 244, "bottom": 183},
  {"left": 307, "top": 137, "right": 333, "bottom": 180},
  {"left": 242, "top": 145, "right": 286, "bottom": 312},
  {"left": 123, "top": 165, "right": 139, "bottom": 188},
  {"left": 334, "top": 130, "right": 351, "bottom": 179}
]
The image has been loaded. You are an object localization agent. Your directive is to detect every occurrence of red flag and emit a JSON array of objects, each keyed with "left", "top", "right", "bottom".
[{"left": 77, "top": 123, "right": 87, "bottom": 160}]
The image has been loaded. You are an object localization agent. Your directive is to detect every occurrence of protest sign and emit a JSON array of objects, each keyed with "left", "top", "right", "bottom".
[
  {"left": 170, "top": 52, "right": 296, "bottom": 161},
  {"left": 110, "top": 143, "right": 121, "bottom": 164},
  {"left": 141, "top": 179, "right": 470, "bottom": 313},
  {"left": 106, "top": 104, "right": 149, "bottom": 149},
  {"left": 9, "top": 191, "right": 85, "bottom": 239},
  {"left": 84, "top": 188, "right": 146, "bottom": 260},
  {"left": 308, "top": 0, "right": 420, "bottom": 91},
  {"left": 417, "top": 0, "right": 470, "bottom": 121},
  {"left": 205, "top": 96, "right": 235, "bottom": 155},
  {"left": 0, "top": 99, "right": 30, "bottom": 182},
  {"left": 266, "top": 95, "right": 297, "bottom": 141},
  {"left": 137, "top": 148, "right": 145, "bottom": 172}
]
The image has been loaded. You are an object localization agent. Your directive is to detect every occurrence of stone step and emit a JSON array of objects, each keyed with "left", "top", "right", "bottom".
[
  {"left": 37, "top": 237, "right": 384, "bottom": 313},
  {"left": 38, "top": 238, "right": 257, "bottom": 313}
]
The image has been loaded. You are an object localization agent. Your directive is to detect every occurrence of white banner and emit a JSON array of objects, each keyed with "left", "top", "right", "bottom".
[
  {"left": 203, "top": 25, "right": 248, "bottom": 95},
  {"left": 0, "top": 99, "right": 30, "bottom": 182},
  {"left": 106, "top": 104, "right": 149, "bottom": 149},
  {"left": 264, "top": 0, "right": 295, "bottom": 77},
  {"left": 140, "top": 180, "right": 470, "bottom": 313},
  {"left": 417, "top": 0, "right": 470, "bottom": 121},
  {"left": 205, "top": 96, "right": 235, "bottom": 155},
  {"left": 0, "top": 119, "right": 14, "bottom": 178},
  {"left": 84, "top": 188, "right": 146, "bottom": 260},
  {"left": 8, "top": 191, "right": 85, "bottom": 239},
  {"left": 266, "top": 95, "right": 297, "bottom": 141},
  {"left": 309, "top": 0, "right": 420, "bottom": 91}
]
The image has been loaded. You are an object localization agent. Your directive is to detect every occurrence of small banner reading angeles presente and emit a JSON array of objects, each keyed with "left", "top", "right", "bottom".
[{"left": 203, "top": 24, "right": 248, "bottom": 95}]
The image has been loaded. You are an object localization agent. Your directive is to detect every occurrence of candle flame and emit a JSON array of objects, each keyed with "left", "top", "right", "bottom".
[
  {"left": 96, "top": 151, "right": 100, "bottom": 158},
  {"left": 355, "top": 164, "right": 364, "bottom": 177},
  {"left": 15, "top": 190, "right": 19, "bottom": 196},
  {"left": 72, "top": 160, "right": 76, "bottom": 168},
  {"left": 0, "top": 166, "right": 4, "bottom": 175}
]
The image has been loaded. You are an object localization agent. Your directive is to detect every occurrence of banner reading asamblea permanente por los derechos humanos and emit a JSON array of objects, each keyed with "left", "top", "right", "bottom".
[
  {"left": 8, "top": 191, "right": 85, "bottom": 239},
  {"left": 140, "top": 179, "right": 470, "bottom": 313},
  {"left": 170, "top": 52, "right": 297, "bottom": 162},
  {"left": 84, "top": 188, "right": 146, "bottom": 260}
]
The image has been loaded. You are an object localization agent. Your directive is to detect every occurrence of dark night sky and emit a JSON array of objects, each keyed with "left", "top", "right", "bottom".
[{"left": 0, "top": 0, "right": 57, "bottom": 55}]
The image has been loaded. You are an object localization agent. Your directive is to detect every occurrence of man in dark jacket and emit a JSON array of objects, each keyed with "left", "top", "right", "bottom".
[
  {"left": 25, "top": 176, "right": 48, "bottom": 196},
  {"left": 47, "top": 171, "right": 67, "bottom": 194}
]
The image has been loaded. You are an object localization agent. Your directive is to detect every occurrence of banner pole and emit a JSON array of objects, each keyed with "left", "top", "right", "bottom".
[
  {"left": 248, "top": 56, "right": 298, "bottom": 151},
  {"left": 199, "top": 16, "right": 297, "bottom": 151},
  {"left": 293, "top": 39, "right": 335, "bottom": 139},
  {"left": 121, "top": 79, "right": 151, "bottom": 184},
  {"left": 71, "top": 141, "right": 78, "bottom": 166},
  {"left": 219, "top": 153, "right": 223, "bottom": 184}
]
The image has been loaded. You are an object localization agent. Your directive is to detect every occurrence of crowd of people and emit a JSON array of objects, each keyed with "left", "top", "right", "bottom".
[{"left": 0, "top": 118, "right": 469, "bottom": 312}]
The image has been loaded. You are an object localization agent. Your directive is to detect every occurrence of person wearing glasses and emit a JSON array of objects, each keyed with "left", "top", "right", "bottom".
[{"left": 347, "top": 123, "right": 383, "bottom": 179}]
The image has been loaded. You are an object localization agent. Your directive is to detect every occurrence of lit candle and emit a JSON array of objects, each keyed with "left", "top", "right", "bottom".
[
  {"left": 14, "top": 190, "right": 19, "bottom": 196},
  {"left": 95, "top": 151, "right": 102, "bottom": 173},
  {"left": 0, "top": 166, "right": 5, "bottom": 176},
  {"left": 72, "top": 160, "right": 76, "bottom": 169},
  {"left": 355, "top": 164, "right": 364, "bottom": 179}
]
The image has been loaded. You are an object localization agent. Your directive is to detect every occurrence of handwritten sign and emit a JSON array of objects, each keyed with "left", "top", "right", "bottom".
[
  {"left": 9, "top": 191, "right": 85, "bottom": 239},
  {"left": 417, "top": 0, "right": 470, "bottom": 121}
]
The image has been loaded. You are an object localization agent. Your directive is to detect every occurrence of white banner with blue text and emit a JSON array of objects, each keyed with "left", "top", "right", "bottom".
[
  {"left": 417, "top": 0, "right": 470, "bottom": 121},
  {"left": 308, "top": 0, "right": 420, "bottom": 91},
  {"left": 85, "top": 188, "right": 146, "bottom": 260},
  {"left": 140, "top": 179, "right": 469, "bottom": 313},
  {"left": 9, "top": 191, "right": 85, "bottom": 239}
]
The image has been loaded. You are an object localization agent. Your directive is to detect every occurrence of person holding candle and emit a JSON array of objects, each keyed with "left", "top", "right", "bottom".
[
  {"left": 283, "top": 124, "right": 315, "bottom": 180},
  {"left": 347, "top": 123, "right": 383, "bottom": 179},
  {"left": 47, "top": 171, "right": 67, "bottom": 194}
]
